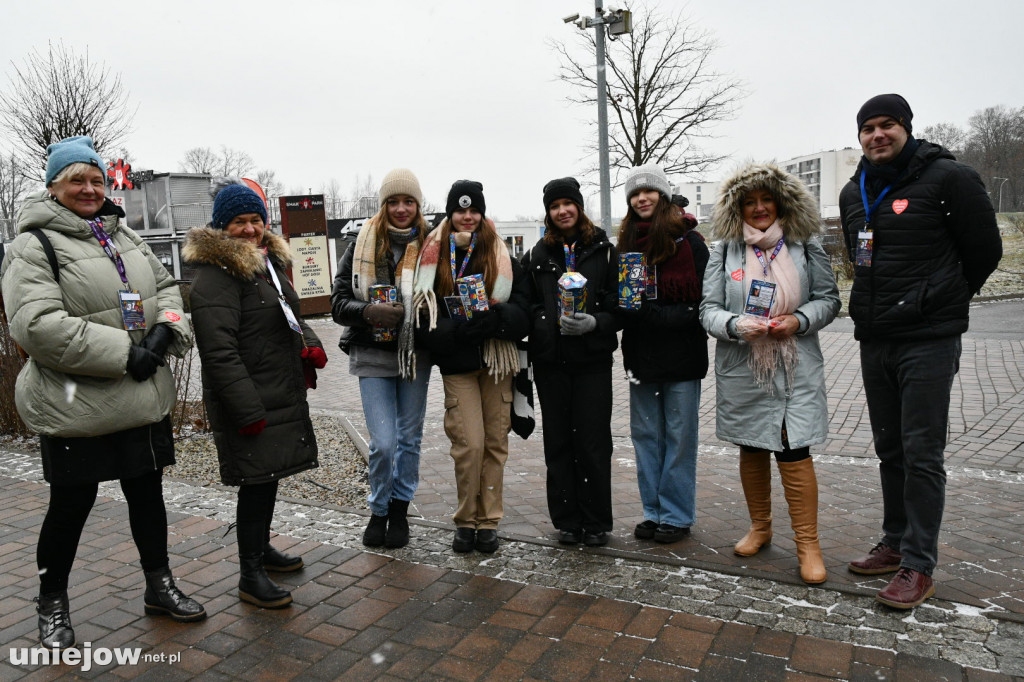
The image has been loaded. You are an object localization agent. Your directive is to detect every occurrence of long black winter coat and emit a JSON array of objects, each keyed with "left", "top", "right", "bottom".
[
  {"left": 521, "top": 229, "right": 620, "bottom": 369},
  {"left": 619, "top": 229, "right": 709, "bottom": 383},
  {"left": 839, "top": 141, "right": 1001, "bottom": 341},
  {"left": 417, "top": 253, "right": 531, "bottom": 376},
  {"left": 184, "top": 227, "right": 322, "bottom": 486}
]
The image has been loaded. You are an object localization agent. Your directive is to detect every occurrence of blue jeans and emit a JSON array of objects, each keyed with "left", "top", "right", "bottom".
[
  {"left": 860, "top": 336, "right": 961, "bottom": 575},
  {"left": 359, "top": 373, "right": 430, "bottom": 517},
  {"left": 629, "top": 380, "right": 701, "bottom": 528}
]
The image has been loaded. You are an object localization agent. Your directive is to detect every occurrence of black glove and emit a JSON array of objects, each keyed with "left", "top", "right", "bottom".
[
  {"left": 127, "top": 345, "right": 165, "bottom": 382},
  {"left": 457, "top": 309, "right": 498, "bottom": 344},
  {"left": 139, "top": 323, "right": 174, "bottom": 361}
]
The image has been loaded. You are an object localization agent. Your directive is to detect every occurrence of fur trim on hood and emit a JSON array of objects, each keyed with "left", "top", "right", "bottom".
[
  {"left": 711, "top": 163, "right": 821, "bottom": 243},
  {"left": 182, "top": 226, "right": 292, "bottom": 281}
]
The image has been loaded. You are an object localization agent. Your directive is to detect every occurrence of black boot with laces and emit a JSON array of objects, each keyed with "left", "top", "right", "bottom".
[{"left": 36, "top": 590, "right": 74, "bottom": 648}]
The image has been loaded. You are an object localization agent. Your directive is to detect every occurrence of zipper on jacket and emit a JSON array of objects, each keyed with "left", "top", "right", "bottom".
[{"left": 148, "top": 423, "right": 157, "bottom": 469}]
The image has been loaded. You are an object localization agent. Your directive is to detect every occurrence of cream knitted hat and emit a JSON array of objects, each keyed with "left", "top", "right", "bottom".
[{"left": 379, "top": 168, "right": 423, "bottom": 206}]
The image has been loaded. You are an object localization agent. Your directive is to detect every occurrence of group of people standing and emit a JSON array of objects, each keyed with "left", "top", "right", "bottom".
[{"left": 0, "top": 92, "right": 1002, "bottom": 648}]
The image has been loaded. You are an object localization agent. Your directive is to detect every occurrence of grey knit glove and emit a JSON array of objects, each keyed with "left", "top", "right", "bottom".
[{"left": 559, "top": 312, "right": 597, "bottom": 336}]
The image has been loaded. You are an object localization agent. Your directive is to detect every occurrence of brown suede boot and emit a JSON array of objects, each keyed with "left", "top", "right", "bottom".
[
  {"left": 734, "top": 448, "right": 773, "bottom": 557},
  {"left": 778, "top": 458, "right": 827, "bottom": 584}
]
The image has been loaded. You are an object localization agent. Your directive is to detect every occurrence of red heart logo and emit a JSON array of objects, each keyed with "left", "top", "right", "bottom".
[
  {"left": 892, "top": 199, "right": 908, "bottom": 215},
  {"left": 730, "top": 268, "right": 744, "bottom": 282}
]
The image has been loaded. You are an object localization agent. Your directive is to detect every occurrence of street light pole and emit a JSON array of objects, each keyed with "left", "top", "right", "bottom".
[
  {"left": 993, "top": 177, "right": 1009, "bottom": 213},
  {"left": 594, "top": 0, "right": 612, "bottom": 232},
  {"left": 564, "top": 3, "right": 631, "bottom": 232}
]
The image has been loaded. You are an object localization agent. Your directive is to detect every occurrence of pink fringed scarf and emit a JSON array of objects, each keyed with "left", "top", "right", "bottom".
[{"left": 742, "top": 221, "right": 800, "bottom": 392}]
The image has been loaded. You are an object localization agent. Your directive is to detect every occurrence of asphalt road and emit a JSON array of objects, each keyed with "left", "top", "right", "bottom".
[{"left": 829, "top": 297, "right": 1024, "bottom": 339}]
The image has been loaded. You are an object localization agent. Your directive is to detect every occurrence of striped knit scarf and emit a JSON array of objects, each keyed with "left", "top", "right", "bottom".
[
  {"left": 352, "top": 219, "right": 421, "bottom": 380},
  {"left": 409, "top": 220, "right": 518, "bottom": 381}
]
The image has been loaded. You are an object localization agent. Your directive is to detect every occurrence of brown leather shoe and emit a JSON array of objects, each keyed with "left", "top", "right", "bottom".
[
  {"left": 848, "top": 542, "right": 902, "bottom": 575},
  {"left": 876, "top": 567, "right": 935, "bottom": 609}
]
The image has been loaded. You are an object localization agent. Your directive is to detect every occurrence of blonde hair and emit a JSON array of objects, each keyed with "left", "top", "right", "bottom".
[{"left": 49, "top": 162, "right": 104, "bottom": 188}]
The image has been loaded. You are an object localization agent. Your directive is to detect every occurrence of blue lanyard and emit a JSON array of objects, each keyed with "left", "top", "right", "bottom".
[
  {"left": 859, "top": 171, "right": 894, "bottom": 230},
  {"left": 563, "top": 242, "right": 576, "bottom": 272},
  {"left": 449, "top": 233, "right": 477, "bottom": 281},
  {"left": 751, "top": 238, "right": 785, "bottom": 278}
]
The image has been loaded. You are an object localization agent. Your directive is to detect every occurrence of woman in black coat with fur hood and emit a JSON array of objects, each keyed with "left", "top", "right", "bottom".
[{"left": 184, "top": 180, "right": 326, "bottom": 609}]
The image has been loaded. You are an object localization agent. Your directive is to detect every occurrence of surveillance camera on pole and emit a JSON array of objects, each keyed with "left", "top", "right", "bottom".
[{"left": 559, "top": 2, "right": 632, "bottom": 231}]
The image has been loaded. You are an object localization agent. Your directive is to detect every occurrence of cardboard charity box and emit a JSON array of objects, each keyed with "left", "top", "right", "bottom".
[
  {"left": 618, "top": 252, "right": 645, "bottom": 310},
  {"left": 456, "top": 273, "right": 490, "bottom": 318},
  {"left": 369, "top": 285, "right": 397, "bottom": 341},
  {"left": 558, "top": 272, "right": 588, "bottom": 318}
]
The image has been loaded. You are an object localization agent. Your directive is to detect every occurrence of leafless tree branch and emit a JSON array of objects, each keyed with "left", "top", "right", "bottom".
[
  {"left": 0, "top": 41, "right": 136, "bottom": 179},
  {"left": 551, "top": 1, "right": 744, "bottom": 186}
]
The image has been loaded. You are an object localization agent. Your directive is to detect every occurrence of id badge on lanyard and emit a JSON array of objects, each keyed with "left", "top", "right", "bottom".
[
  {"left": 119, "top": 290, "right": 146, "bottom": 330},
  {"left": 744, "top": 279, "right": 776, "bottom": 317},
  {"left": 265, "top": 258, "right": 304, "bottom": 334},
  {"left": 857, "top": 171, "right": 893, "bottom": 268}
]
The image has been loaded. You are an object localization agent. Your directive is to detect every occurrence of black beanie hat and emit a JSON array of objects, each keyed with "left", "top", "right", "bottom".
[
  {"left": 857, "top": 93, "right": 913, "bottom": 134},
  {"left": 542, "top": 177, "right": 584, "bottom": 211},
  {"left": 446, "top": 180, "right": 486, "bottom": 219}
]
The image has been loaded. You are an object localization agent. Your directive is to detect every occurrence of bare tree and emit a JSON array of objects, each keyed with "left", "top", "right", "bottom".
[
  {"left": 551, "top": 2, "right": 744, "bottom": 184},
  {"left": 254, "top": 168, "right": 284, "bottom": 199},
  {"left": 320, "top": 178, "right": 343, "bottom": 218},
  {"left": 0, "top": 42, "right": 136, "bottom": 178},
  {"left": 921, "top": 122, "right": 968, "bottom": 155},
  {"left": 960, "top": 105, "right": 1024, "bottom": 212},
  {"left": 180, "top": 146, "right": 219, "bottom": 174},
  {"left": 345, "top": 173, "right": 378, "bottom": 217},
  {"left": 0, "top": 152, "right": 31, "bottom": 239},
  {"left": 218, "top": 146, "right": 255, "bottom": 177}
]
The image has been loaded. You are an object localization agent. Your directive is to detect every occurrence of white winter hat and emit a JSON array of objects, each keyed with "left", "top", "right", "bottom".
[{"left": 624, "top": 163, "right": 671, "bottom": 200}]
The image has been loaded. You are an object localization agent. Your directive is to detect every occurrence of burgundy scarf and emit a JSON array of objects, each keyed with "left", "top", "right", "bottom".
[{"left": 634, "top": 222, "right": 701, "bottom": 303}]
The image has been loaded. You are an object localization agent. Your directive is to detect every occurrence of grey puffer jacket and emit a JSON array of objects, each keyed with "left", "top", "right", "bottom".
[
  {"left": 700, "top": 164, "right": 840, "bottom": 452},
  {"left": 0, "top": 191, "right": 191, "bottom": 437},
  {"left": 183, "top": 227, "right": 321, "bottom": 486}
]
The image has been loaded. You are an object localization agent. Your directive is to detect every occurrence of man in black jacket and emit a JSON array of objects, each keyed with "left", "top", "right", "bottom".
[{"left": 840, "top": 94, "right": 1001, "bottom": 609}]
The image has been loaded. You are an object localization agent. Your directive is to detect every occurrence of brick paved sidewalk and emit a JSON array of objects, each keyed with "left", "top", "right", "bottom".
[
  {"left": 1, "top": 476, "right": 1019, "bottom": 681},
  {"left": 307, "top": 320, "right": 1024, "bottom": 615}
]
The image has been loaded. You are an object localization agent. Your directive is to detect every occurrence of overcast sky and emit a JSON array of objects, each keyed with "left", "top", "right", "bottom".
[{"left": 3, "top": 0, "right": 1022, "bottom": 220}]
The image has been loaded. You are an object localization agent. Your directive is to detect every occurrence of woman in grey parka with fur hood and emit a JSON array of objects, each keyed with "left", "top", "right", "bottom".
[{"left": 700, "top": 163, "right": 840, "bottom": 585}]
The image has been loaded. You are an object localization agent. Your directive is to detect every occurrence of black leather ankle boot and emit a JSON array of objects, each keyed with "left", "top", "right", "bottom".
[
  {"left": 36, "top": 591, "right": 74, "bottom": 648},
  {"left": 144, "top": 567, "right": 207, "bottom": 622},
  {"left": 385, "top": 500, "right": 410, "bottom": 549},
  {"left": 237, "top": 522, "right": 292, "bottom": 608}
]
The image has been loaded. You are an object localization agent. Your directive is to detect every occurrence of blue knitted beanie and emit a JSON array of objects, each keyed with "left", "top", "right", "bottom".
[
  {"left": 211, "top": 184, "right": 268, "bottom": 230},
  {"left": 45, "top": 136, "right": 104, "bottom": 186}
]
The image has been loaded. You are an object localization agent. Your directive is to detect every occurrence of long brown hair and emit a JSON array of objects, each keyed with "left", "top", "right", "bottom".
[
  {"left": 365, "top": 202, "right": 429, "bottom": 267},
  {"left": 543, "top": 203, "right": 598, "bottom": 248},
  {"left": 433, "top": 216, "right": 501, "bottom": 298},
  {"left": 617, "top": 195, "right": 687, "bottom": 266}
]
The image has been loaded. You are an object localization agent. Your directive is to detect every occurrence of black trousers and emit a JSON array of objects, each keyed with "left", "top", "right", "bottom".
[
  {"left": 534, "top": 364, "right": 613, "bottom": 533},
  {"left": 860, "top": 335, "right": 961, "bottom": 576},
  {"left": 237, "top": 480, "right": 280, "bottom": 539},
  {"left": 37, "top": 470, "right": 168, "bottom": 594}
]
